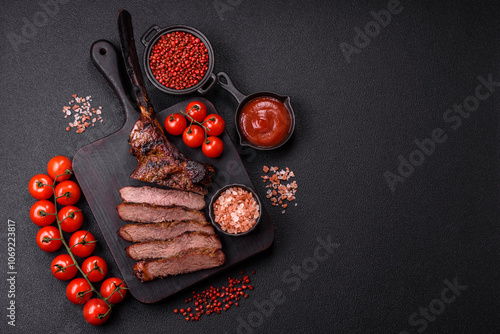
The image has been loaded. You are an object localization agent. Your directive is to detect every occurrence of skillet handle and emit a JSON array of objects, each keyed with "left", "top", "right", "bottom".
[
  {"left": 141, "top": 24, "right": 161, "bottom": 46},
  {"left": 217, "top": 72, "right": 246, "bottom": 104},
  {"left": 197, "top": 73, "right": 217, "bottom": 95},
  {"left": 90, "top": 40, "right": 139, "bottom": 126}
]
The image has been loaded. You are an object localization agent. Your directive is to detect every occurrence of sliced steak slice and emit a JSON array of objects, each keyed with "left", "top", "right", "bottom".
[
  {"left": 117, "top": 203, "right": 206, "bottom": 223},
  {"left": 119, "top": 186, "right": 205, "bottom": 210},
  {"left": 118, "top": 221, "right": 215, "bottom": 243},
  {"left": 126, "top": 232, "right": 222, "bottom": 261},
  {"left": 134, "top": 248, "right": 225, "bottom": 282}
]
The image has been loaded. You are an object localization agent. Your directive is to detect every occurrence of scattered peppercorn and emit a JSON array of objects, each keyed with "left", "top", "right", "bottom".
[{"left": 172, "top": 271, "right": 255, "bottom": 321}]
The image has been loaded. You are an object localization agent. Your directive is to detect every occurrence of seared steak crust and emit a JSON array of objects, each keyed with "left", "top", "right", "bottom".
[
  {"left": 133, "top": 248, "right": 226, "bottom": 282},
  {"left": 129, "top": 114, "right": 213, "bottom": 195}
]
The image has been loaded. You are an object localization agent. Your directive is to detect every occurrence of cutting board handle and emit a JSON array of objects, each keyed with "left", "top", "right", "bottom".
[{"left": 90, "top": 40, "right": 139, "bottom": 126}]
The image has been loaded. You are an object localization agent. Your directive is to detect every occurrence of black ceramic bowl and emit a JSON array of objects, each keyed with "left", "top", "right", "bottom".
[
  {"left": 141, "top": 24, "right": 217, "bottom": 95},
  {"left": 208, "top": 184, "right": 262, "bottom": 237}
]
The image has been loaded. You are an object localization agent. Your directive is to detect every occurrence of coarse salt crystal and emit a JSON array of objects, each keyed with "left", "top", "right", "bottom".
[
  {"left": 63, "top": 94, "right": 104, "bottom": 134},
  {"left": 213, "top": 187, "right": 259, "bottom": 234}
]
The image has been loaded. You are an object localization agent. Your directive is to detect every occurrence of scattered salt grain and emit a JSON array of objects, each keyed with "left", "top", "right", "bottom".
[
  {"left": 62, "top": 94, "right": 103, "bottom": 134},
  {"left": 262, "top": 165, "right": 298, "bottom": 213}
]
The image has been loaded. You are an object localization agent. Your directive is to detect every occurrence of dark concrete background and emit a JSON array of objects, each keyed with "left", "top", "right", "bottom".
[{"left": 1, "top": 0, "right": 499, "bottom": 333}]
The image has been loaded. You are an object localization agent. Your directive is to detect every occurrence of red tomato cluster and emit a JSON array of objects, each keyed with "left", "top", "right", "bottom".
[
  {"left": 28, "top": 155, "right": 127, "bottom": 326},
  {"left": 164, "top": 101, "right": 225, "bottom": 158}
]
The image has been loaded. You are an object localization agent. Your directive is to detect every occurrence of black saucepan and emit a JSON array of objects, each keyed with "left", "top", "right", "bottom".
[
  {"left": 141, "top": 24, "right": 217, "bottom": 95},
  {"left": 216, "top": 72, "right": 295, "bottom": 150}
]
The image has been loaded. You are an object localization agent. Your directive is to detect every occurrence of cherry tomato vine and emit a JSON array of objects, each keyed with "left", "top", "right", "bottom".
[
  {"left": 29, "top": 157, "right": 127, "bottom": 325},
  {"left": 182, "top": 106, "right": 211, "bottom": 142},
  {"left": 164, "top": 102, "right": 225, "bottom": 158}
]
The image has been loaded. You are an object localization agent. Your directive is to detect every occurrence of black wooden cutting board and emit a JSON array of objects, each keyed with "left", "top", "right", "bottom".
[{"left": 72, "top": 40, "right": 274, "bottom": 303}]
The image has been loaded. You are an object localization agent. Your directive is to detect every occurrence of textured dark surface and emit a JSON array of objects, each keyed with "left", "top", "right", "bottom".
[{"left": 1, "top": 0, "right": 499, "bottom": 333}]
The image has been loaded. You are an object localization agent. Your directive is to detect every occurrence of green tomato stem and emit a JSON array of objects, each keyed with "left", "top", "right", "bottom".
[
  {"left": 53, "top": 169, "right": 73, "bottom": 183},
  {"left": 40, "top": 211, "right": 56, "bottom": 216},
  {"left": 51, "top": 173, "right": 112, "bottom": 309},
  {"left": 54, "top": 263, "right": 76, "bottom": 273},
  {"left": 180, "top": 109, "right": 211, "bottom": 134},
  {"left": 97, "top": 307, "right": 112, "bottom": 319},
  {"left": 104, "top": 283, "right": 129, "bottom": 302}
]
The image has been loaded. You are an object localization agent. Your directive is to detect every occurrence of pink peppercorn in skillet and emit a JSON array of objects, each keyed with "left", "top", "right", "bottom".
[
  {"left": 212, "top": 187, "right": 260, "bottom": 235},
  {"left": 149, "top": 31, "right": 209, "bottom": 90}
]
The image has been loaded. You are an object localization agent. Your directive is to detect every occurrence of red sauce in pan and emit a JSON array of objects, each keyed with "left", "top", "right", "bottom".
[{"left": 239, "top": 97, "right": 291, "bottom": 147}]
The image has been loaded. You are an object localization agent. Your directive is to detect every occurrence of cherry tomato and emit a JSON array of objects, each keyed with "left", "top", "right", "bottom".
[
  {"left": 36, "top": 226, "right": 62, "bottom": 252},
  {"left": 66, "top": 278, "right": 92, "bottom": 305},
  {"left": 183, "top": 125, "right": 205, "bottom": 148},
  {"left": 47, "top": 155, "right": 73, "bottom": 182},
  {"left": 28, "top": 174, "right": 54, "bottom": 200},
  {"left": 203, "top": 114, "right": 225, "bottom": 137},
  {"left": 55, "top": 180, "right": 81, "bottom": 206},
  {"left": 185, "top": 101, "right": 207, "bottom": 122},
  {"left": 202, "top": 136, "right": 224, "bottom": 158},
  {"left": 100, "top": 277, "right": 127, "bottom": 304},
  {"left": 30, "top": 200, "right": 56, "bottom": 226},
  {"left": 164, "top": 113, "right": 187, "bottom": 136},
  {"left": 82, "top": 256, "right": 108, "bottom": 283},
  {"left": 83, "top": 298, "right": 111, "bottom": 326},
  {"left": 69, "top": 230, "right": 96, "bottom": 257},
  {"left": 58, "top": 206, "right": 83, "bottom": 233},
  {"left": 51, "top": 254, "right": 78, "bottom": 281}
]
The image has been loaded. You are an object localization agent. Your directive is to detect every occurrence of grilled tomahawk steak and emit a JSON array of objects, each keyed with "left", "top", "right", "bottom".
[
  {"left": 129, "top": 111, "right": 214, "bottom": 195},
  {"left": 117, "top": 9, "right": 223, "bottom": 284}
]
